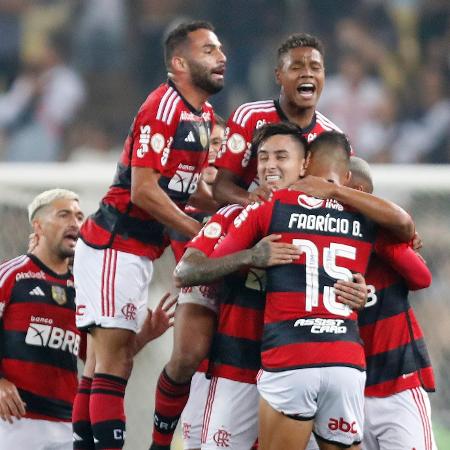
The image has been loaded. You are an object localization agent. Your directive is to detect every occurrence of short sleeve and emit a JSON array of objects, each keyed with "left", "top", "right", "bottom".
[
  {"left": 212, "top": 201, "right": 272, "bottom": 258},
  {"left": 131, "top": 101, "right": 173, "bottom": 172},
  {"left": 214, "top": 110, "right": 254, "bottom": 180}
]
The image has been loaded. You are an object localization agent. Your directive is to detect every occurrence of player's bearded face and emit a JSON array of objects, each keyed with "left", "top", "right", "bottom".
[
  {"left": 184, "top": 29, "right": 226, "bottom": 95},
  {"left": 38, "top": 199, "right": 84, "bottom": 260},
  {"left": 187, "top": 57, "right": 225, "bottom": 94},
  {"left": 257, "top": 135, "right": 306, "bottom": 190}
]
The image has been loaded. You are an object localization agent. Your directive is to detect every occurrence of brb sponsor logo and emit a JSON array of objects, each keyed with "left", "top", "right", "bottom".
[
  {"left": 25, "top": 317, "right": 80, "bottom": 355},
  {"left": 328, "top": 417, "right": 358, "bottom": 434}
]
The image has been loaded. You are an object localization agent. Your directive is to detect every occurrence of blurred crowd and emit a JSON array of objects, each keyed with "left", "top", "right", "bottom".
[{"left": 0, "top": 0, "right": 448, "bottom": 163}]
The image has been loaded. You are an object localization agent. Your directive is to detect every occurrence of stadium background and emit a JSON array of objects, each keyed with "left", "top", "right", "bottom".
[{"left": 0, "top": 1, "right": 448, "bottom": 449}]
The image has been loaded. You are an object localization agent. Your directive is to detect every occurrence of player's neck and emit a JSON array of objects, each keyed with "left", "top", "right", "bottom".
[
  {"left": 279, "top": 97, "right": 315, "bottom": 129},
  {"left": 31, "top": 247, "right": 69, "bottom": 275},
  {"left": 170, "top": 77, "right": 208, "bottom": 111}
]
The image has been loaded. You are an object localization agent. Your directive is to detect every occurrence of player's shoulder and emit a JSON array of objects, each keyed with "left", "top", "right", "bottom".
[
  {"left": 139, "top": 82, "right": 183, "bottom": 125},
  {"left": 0, "top": 254, "right": 32, "bottom": 288},
  {"left": 210, "top": 204, "right": 244, "bottom": 225},
  {"left": 230, "top": 99, "right": 277, "bottom": 127},
  {"left": 314, "top": 110, "right": 344, "bottom": 133}
]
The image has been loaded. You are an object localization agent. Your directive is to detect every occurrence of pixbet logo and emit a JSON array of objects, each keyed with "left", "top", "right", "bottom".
[{"left": 328, "top": 417, "right": 358, "bottom": 434}]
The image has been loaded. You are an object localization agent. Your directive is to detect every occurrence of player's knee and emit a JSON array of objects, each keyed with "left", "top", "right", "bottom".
[{"left": 167, "top": 352, "right": 203, "bottom": 381}]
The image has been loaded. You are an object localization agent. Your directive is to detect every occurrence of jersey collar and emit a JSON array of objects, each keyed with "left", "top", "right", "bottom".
[
  {"left": 27, "top": 253, "right": 72, "bottom": 280},
  {"left": 274, "top": 99, "right": 317, "bottom": 134},
  {"left": 168, "top": 79, "right": 204, "bottom": 115}
]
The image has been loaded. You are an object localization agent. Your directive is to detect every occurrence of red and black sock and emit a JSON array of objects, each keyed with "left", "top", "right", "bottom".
[
  {"left": 72, "top": 376, "right": 95, "bottom": 449},
  {"left": 151, "top": 368, "right": 191, "bottom": 447},
  {"left": 90, "top": 373, "right": 127, "bottom": 449}
]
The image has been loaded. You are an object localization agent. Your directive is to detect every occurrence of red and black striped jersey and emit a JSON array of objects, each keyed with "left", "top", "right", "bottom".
[
  {"left": 358, "top": 249, "right": 435, "bottom": 397},
  {"left": 215, "top": 99, "right": 347, "bottom": 189},
  {"left": 0, "top": 254, "right": 80, "bottom": 422},
  {"left": 187, "top": 204, "right": 265, "bottom": 384},
  {"left": 212, "top": 190, "right": 381, "bottom": 372},
  {"left": 81, "top": 80, "right": 214, "bottom": 260}
]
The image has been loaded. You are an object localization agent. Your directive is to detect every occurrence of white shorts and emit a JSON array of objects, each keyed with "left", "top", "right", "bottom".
[
  {"left": 257, "top": 367, "right": 366, "bottom": 447},
  {"left": 201, "top": 377, "right": 259, "bottom": 450},
  {"left": 0, "top": 417, "right": 72, "bottom": 450},
  {"left": 181, "top": 372, "right": 211, "bottom": 449},
  {"left": 364, "top": 387, "right": 437, "bottom": 450},
  {"left": 73, "top": 240, "right": 153, "bottom": 332},
  {"left": 177, "top": 285, "right": 219, "bottom": 314}
]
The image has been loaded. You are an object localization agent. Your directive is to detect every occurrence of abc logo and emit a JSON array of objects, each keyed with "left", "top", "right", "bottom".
[{"left": 328, "top": 417, "right": 358, "bottom": 434}]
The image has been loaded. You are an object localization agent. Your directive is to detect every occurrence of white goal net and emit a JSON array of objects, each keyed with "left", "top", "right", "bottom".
[{"left": 0, "top": 162, "right": 449, "bottom": 449}]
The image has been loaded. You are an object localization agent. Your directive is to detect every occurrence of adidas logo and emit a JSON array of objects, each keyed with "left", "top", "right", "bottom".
[
  {"left": 29, "top": 286, "right": 45, "bottom": 296},
  {"left": 184, "top": 131, "right": 196, "bottom": 143},
  {"left": 72, "top": 432, "right": 83, "bottom": 442}
]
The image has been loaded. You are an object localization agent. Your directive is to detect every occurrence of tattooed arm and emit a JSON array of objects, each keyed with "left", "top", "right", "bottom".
[{"left": 174, "top": 234, "right": 301, "bottom": 287}]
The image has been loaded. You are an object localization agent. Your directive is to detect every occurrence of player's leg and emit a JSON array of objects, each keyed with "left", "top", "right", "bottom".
[
  {"left": 72, "top": 333, "right": 96, "bottom": 449},
  {"left": 313, "top": 367, "right": 365, "bottom": 450},
  {"left": 181, "top": 372, "right": 211, "bottom": 450},
  {"left": 258, "top": 398, "right": 313, "bottom": 450},
  {"left": 257, "top": 369, "right": 321, "bottom": 450},
  {"left": 151, "top": 288, "right": 217, "bottom": 449},
  {"left": 73, "top": 240, "right": 153, "bottom": 449},
  {"left": 365, "top": 388, "right": 437, "bottom": 450},
  {"left": 201, "top": 377, "right": 259, "bottom": 450}
]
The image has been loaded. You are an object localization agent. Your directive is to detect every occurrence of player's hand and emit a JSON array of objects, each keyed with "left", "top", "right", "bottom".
[
  {"left": 289, "top": 175, "right": 337, "bottom": 199},
  {"left": 334, "top": 273, "right": 368, "bottom": 311},
  {"left": 139, "top": 293, "right": 177, "bottom": 343},
  {"left": 0, "top": 378, "right": 26, "bottom": 423},
  {"left": 250, "top": 234, "right": 302, "bottom": 268},
  {"left": 246, "top": 186, "right": 273, "bottom": 205}
]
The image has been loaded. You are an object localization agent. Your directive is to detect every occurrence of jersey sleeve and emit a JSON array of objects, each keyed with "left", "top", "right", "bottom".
[
  {"left": 374, "top": 234, "right": 432, "bottom": 291},
  {"left": 130, "top": 100, "right": 173, "bottom": 172},
  {"left": 211, "top": 201, "right": 272, "bottom": 258},
  {"left": 214, "top": 110, "right": 253, "bottom": 179},
  {"left": 187, "top": 212, "right": 232, "bottom": 256}
]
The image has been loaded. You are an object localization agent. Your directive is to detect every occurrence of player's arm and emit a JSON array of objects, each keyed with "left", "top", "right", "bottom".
[
  {"left": 186, "top": 178, "right": 220, "bottom": 213},
  {"left": 174, "top": 234, "right": 301, "bottom": 287},
  {"left": 0, "top": 290, "right": 26, "bottom": 423},
  {"left": 375, "top": 237, "right": 432, "bottom": 290},
  {"left": 131, "top": 167, "right": 202, "bottom": 239},
  {"left": 212, "top": 168, "right": 252, "bottom": 206},
  {"left": 291, "top": 176, "right": 415, "bottom": 241}
]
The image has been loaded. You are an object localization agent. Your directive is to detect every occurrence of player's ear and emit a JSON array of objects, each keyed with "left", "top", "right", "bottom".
[
  {"left": 345, "top": 170, "right": 352, "bottom": 186},
  {"left": 32, "top": 218, "right": 43, "bottom": 236},
  {"left": 274, "top": 67, "right": 281, "bottom": 85},
  {"left": 171, "top": 55, "right": 187, "bottom": 73}
]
